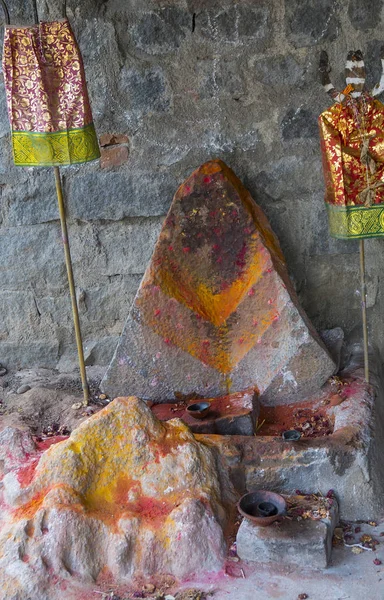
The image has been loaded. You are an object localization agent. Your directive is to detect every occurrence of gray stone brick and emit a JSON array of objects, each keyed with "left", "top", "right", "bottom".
[
  {"left": 254, "top": 54, "right": 305, "bottom": 87},
  {"left": 119, "top": 67, "right": 172, "bottom": 117},
  {"left": 236, "top": 498, "right": 339, "bottom": 569},
  {"left": 0, "top": 225, "right": 67, "bottom": 293},
  {"left": 0, "top": 341, "right": 60, "bottom": 370},
  {"left": 348, "top": 0, "right": 383, "bottom": 31},
  {"left": 286, "top": 0, "right": 340, "bottom": 47},
  {"left": 131, "top": 7, "right": 190, "bottom": 55},
  {"left": 4, "top": 172, "right": 59, "bottom": 226},
  {"left": 66, "top": 171, "right": 176, "bottom": 220},
  {"left": 198, "top": 4, "right": 271, "bottom": 47},
  {"left": 281, "top": 108, "right": 319, "bottom": 140},
  {"left": 0, "top": 83, "right": 10, "bottom": 140}
]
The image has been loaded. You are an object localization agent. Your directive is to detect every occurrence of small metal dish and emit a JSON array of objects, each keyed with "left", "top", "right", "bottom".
[
  {"left": 257, "top": 501, "right": 278, "bottom": 517},
  {"left": 186, "top": 401, "right": 210, "bottom": 419},
  {"left": 237, "top": 490, "right": 286, "bottom": 526},
  {"left": 282, "top": 429, "right": 301, "bottom": 442}
]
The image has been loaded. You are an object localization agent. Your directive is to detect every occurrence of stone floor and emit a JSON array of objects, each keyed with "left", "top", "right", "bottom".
[
  {"left": 23, "top": 518, "right": 384, "bottom": 599},
  {"left": 185, "top": 526, "right": 384, "bottom": 600}
]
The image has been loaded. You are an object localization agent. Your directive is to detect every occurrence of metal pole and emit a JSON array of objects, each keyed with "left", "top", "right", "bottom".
[
  {"left": 359, "top": 239, "right": 369, "bottom": 383},
  {"left": 54, "top": 167, "right": 89, "bottom": 405},
  {"left": 2, "top": 2, "right": 88, "bottom": 399}
]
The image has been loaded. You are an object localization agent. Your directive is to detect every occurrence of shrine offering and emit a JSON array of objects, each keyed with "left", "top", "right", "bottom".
[
  {"left": 319, "top": 50, "right": 384, "bottom": 239},
  {"left": 2, "top": 19, "right": 100, "bottom": 166}
]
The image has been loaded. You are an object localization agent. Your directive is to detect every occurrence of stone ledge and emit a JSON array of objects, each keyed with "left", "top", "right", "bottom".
[
  {"left": 151, "top": 389, "right": 259, "bottom": 436},
  {"left": 236, "top": 495, "right": 339, "bottom": 569},
  {"left": 196, "top": 367, "right": 384, "bottom": 521}
]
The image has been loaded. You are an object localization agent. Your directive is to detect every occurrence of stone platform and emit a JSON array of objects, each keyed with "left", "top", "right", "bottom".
[
  {"left": 236, "top": 493, "right": 339, "bottom": 569},
  {"left": 150, "top": 389, "right": 259, "bottom": 435},
  {"left": 198, "top": 348, "right": 384, "bottom": 521}
]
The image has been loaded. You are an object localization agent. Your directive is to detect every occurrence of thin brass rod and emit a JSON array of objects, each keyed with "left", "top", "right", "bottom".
[
  {"left": 359, "top": 239, "right": 369, "bottom": 383},
  {"left": 54, "top": 167, "right": 89, "bottom": 405}
]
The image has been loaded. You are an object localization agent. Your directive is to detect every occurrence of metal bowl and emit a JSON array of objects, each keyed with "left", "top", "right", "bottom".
[
  {"left": 237, "top": 490, "right": 286, "bottom": 526},
  {"left": 186, "top": 401, "right": 210, "bottom": 419},
  {"left": 282, "top": 429, "right": 301, "bottom": 442},
  {"left": 257, "top": 501, "right": 278, "bottom": 517}
]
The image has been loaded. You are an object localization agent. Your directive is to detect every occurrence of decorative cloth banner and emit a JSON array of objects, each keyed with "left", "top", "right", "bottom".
[
  {"left": 2, "top": 18, "right": 100, "bottom": 167},
  {"left": 319, "top": 96, "right": 384, "bottom": 240}
]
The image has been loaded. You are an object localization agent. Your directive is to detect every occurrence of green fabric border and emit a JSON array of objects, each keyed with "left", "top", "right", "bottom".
[
  {"left": 11, "top": 122, "right": 100, "bottom": 167},
  {"left": 326, "top": 203, "right": 384, "bottom": 240}
]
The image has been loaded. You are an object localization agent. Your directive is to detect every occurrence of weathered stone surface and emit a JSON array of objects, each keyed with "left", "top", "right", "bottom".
[
  {"left": 102, "top": 160, "right": 335, "bottom": 404},
  {"left": 236, "top": 495, "right": 339, "bottom": 568},
  {"left": 0, "top": 84, "right": 10, "bottom": 140},
  {"left": 0, "top": 225, "right": 66, "bottom": 292},
  {"left": 131, "top": 8, "right": 190, "bottom": 55},
  {"left": 365, "top": 38, "right": 384, "bottom": 85},
  {"left": 253, "top": 55, "right": 305, "bottom": 87},
  {"left": 348, "top": 0, "right": 383, "bottom": 31},
  {"left": 254, "top": 156, "right": 319, "bottom": 197},
  {"left": 197, "top": 58, "right": 246, "bottom": 100},
  {"left": 1, "top": 386, "right": 91, "bottom": 434},
  {"left": 0, "top": 341, "right": 60, "bottom": 370},
  {"left": 303, "top": 253, "right": 377, "bottom": 331},
  {"left": 16, "top": 384, "right": 31, "bottom": 395},
  {"left": 66, "top": 173, "right": 175, "bottom": 220},
  {"left": 320, "top": 327, "right": 345, "bottom": 371},
  {"left": 119, "top": 66, "right": 172, "bottom": 118},
  {"left": 198, "top": 5, "right": 272, "bottom": 48},
  {"left": 199, "top": 353, "right": 384, "bottom": 520},
  {"left": 2, "top": 171, "right": 58, "bottom": 226},
  {"left": 281, "top": 108, "right": 319, "bottom": 140},
  {"left": 285, "top": 0, "right": 340, "bottom": 47},
  {"left": 84, "top": 336, "right": 120, "bottom": 366},
  {"left": 151, "top": 389, "right": 259, "bottom": 435},
  {"left": 0, "top": 397, "right": 234, "bottom": 598},
  {"left": 2, "top": 0, "right": 384, "bottom": 370},
  {"left": 0, "top": 425, "right": 35, "bottom": 476}
]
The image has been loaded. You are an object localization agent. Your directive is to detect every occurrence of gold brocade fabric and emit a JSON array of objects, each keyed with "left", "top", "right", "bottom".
[
  {"left": 319, "top": 97, "right": 384, "bottom": 239},
  {"left": 2, "top": 19, "right": 100, "bottom": 167}
]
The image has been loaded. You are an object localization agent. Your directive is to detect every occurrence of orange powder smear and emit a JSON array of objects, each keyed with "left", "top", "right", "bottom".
[
  {"left": 83, "top": 476, "right": 173, "bottom": 532},
  {"left": 257, "top": 399, "right": 334, "bottom": 437},
  {"left": 157, "top": 235, "right": 264, "bottom": 328},
  {"left": 199, "top": 162, "right": 223, "bottom": 176},
  {"left": 124, "top": 496, "right": 172, "bottom": 522},
  {"left": 79, "top": 425, "right": 184, "bottom": 530},
  {"left": 12, "top": 489, "right": 47, "bottom": 521}
]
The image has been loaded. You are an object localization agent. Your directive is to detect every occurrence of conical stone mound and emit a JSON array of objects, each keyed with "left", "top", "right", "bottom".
[{"left": 102, "top": 160, "right": 335, "bottom": 405}]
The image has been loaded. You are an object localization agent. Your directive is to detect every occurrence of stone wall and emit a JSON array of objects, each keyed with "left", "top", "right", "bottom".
[{"left": 1, "top": 0, "right": 384, "bottom": 370}]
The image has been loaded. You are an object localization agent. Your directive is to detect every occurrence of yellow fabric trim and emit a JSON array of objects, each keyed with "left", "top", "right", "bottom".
[
  {"left": 11, "top": 123, "right": 100, "bottom": 167},
  {"left": 327, "top": 203, "right": 384, "bottom": 239}
]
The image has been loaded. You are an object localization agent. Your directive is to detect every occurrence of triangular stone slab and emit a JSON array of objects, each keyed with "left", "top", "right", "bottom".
[{"left": 101, "top": 160, "right": 335, "bottom": 405}]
